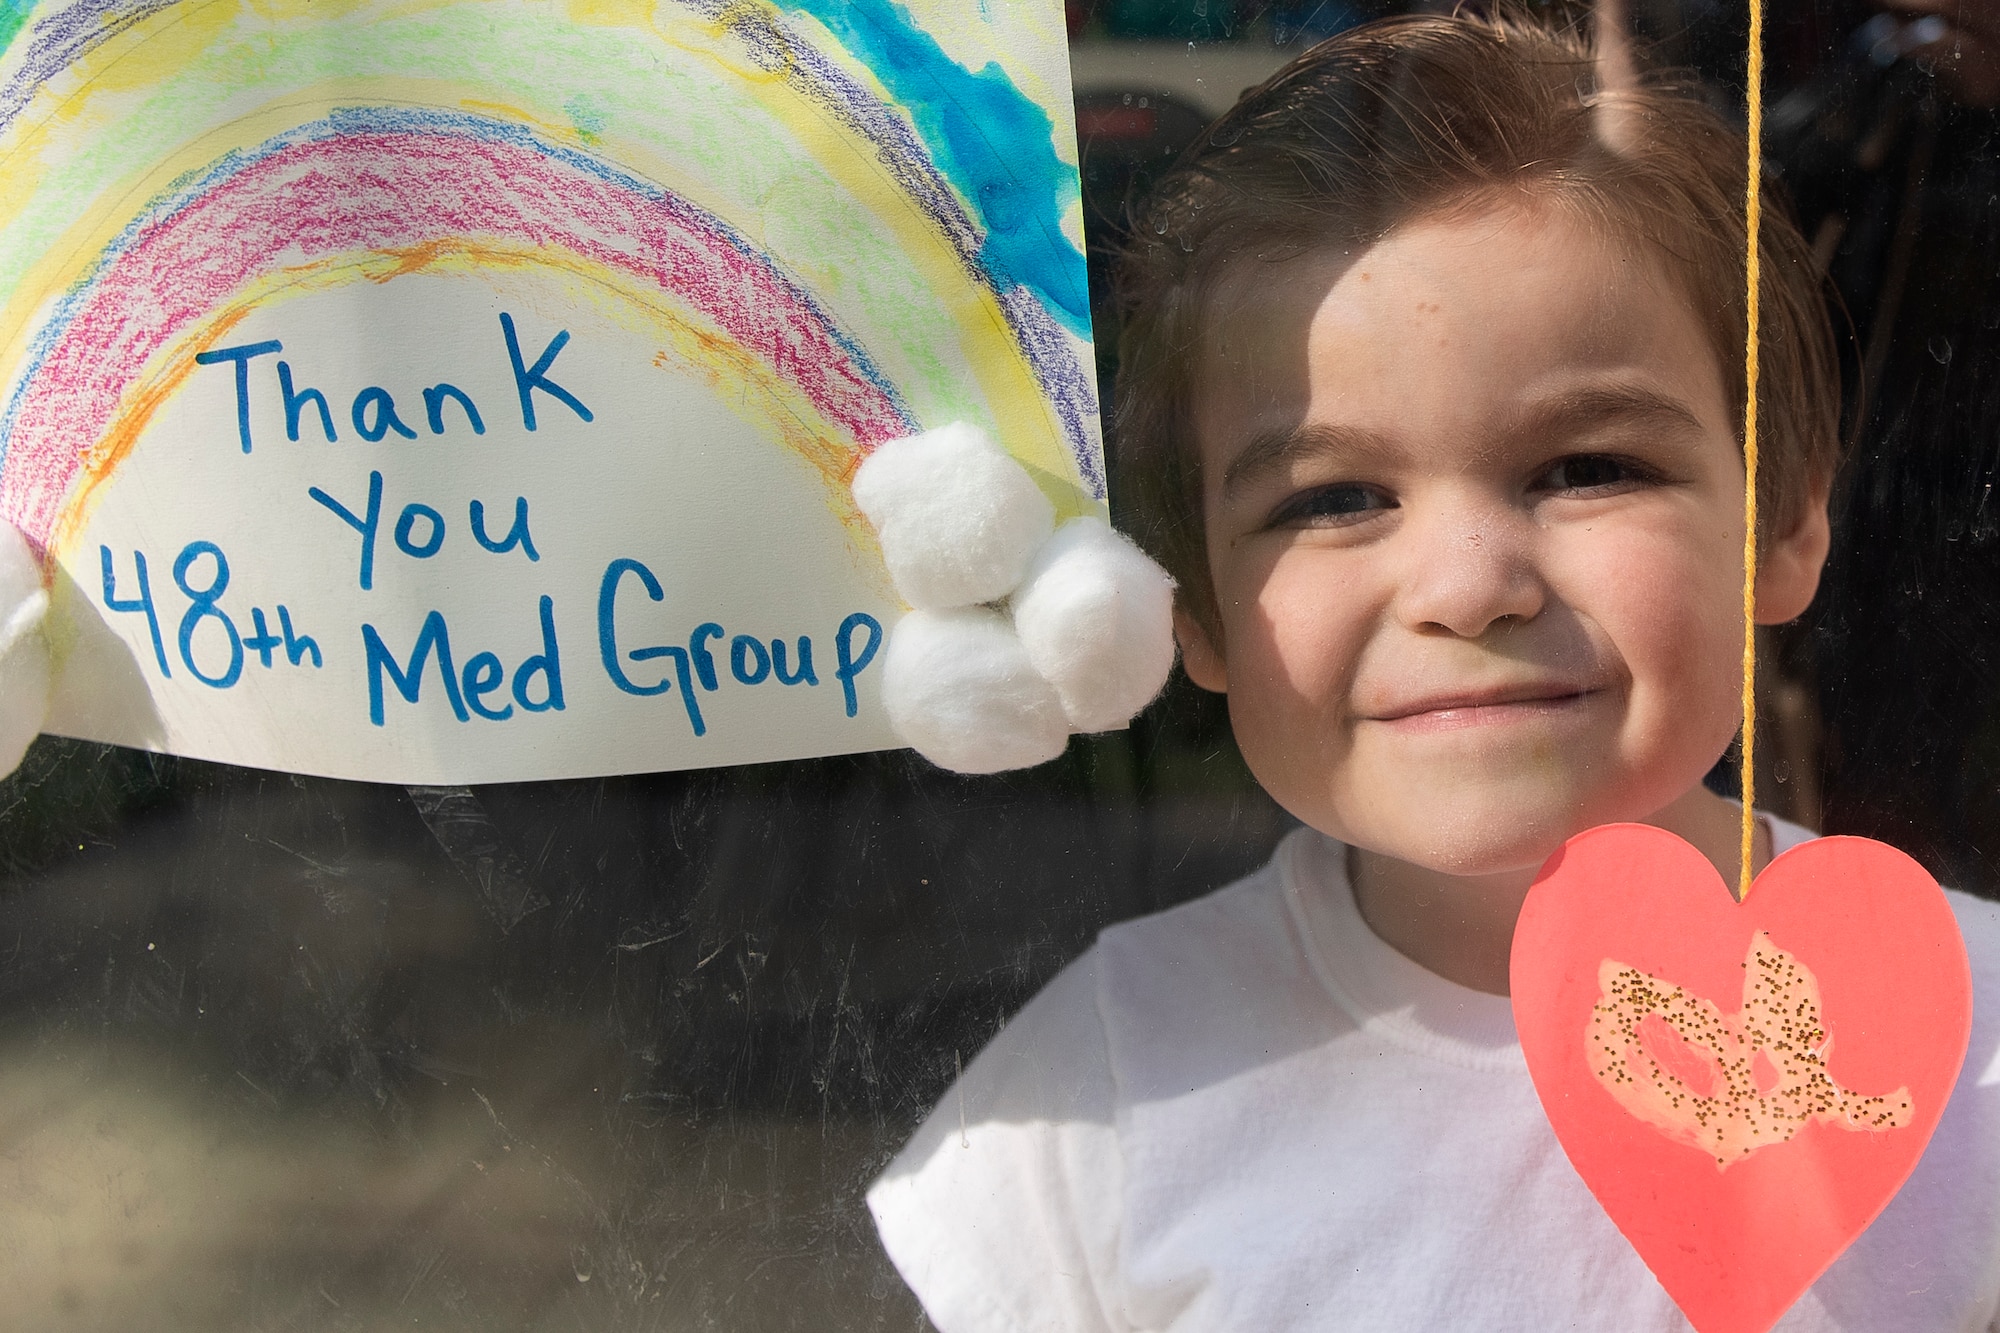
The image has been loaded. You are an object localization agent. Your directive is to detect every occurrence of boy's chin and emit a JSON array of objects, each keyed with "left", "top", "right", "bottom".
[
  {"left": 1385, "top": 823, "right": 1575, "bottom": 879},
  {"left": 1330, "top": 778, "right": 1629, "bottom": 879}
]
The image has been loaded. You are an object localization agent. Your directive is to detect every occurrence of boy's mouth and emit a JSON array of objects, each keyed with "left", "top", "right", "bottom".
[{"left": 1363, "top": 682, "right": 1602, "bottom": 731}]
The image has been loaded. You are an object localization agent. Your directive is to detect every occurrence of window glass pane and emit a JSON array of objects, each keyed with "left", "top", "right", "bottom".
[{"left": 5, "top": 1, "right": 1999, "bottom": 1327}]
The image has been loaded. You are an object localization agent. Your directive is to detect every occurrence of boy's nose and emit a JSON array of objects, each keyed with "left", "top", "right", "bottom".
[{"left": 1392, "top": 504, "right": 1546, "bottom": 639}]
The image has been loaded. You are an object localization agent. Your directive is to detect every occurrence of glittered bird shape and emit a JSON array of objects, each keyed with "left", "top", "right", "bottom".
[{"left": 1588, "top": 931, "right": 1913, "bottom": 1168}]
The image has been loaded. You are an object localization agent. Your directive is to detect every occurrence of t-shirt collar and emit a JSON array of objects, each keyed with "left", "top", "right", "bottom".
[
  {"left": 1281, "top": 828, "right": 1528, "bottom": 1073},
  {"left": 1279, "top": 812, "right": 1818, "bottom": 1074}
]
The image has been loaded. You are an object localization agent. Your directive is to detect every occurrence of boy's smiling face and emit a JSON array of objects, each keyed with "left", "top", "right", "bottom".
[{"left": 1180, "top": 199, "right": 1828, "bottom": 877}]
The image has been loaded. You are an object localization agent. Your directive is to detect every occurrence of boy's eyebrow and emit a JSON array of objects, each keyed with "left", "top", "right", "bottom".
[
  {"left": 1219, "top": 422, "right": 1396, "bottom": 500},
  {"left": 1506, "top": 384, "right": 1709, "bottom": 444}
]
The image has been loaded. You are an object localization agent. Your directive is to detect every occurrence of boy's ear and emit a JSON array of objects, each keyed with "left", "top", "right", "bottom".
[
  {"left": 1754, "top": 478, "right": 1833, "bottom": 625},
  {"left": 1174, "top": 605, "right": 1229, "bottom": 694}
]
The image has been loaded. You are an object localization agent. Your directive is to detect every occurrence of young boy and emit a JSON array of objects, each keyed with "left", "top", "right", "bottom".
[{"left": 869, "top": 14, "right": 2000, "bottom": 1330}]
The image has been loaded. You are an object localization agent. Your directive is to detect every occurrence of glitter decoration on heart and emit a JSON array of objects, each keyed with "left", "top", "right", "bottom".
[{"left": 1588, "top": 931, "right": 1914, "bottom": 1169}]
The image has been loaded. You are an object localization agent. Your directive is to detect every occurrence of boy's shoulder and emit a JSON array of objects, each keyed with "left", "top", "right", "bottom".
[
  {"left": 1096, "top": 825, "right": 1309, "bottom": 968},
  {"left": 1087, "top": 827, "right": 1374, "bottom": 1087},
  {"left": 1950, "top": 883, "right": 2000, "bottom": 925},
  {"left": 1948, "top": 885, "right": 2000, "bottom": 990},
  {"left": 1092, "top": 825, "right": 1337, "bottom": 1016}
]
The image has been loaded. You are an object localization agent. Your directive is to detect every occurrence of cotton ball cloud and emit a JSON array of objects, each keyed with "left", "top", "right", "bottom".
[
  {"left": 0, "top": 525, "right": 49, "bottom": 779},
  {"left": 882, "top": 606, "right": 1069, "bottom": 774},
  {"left": 852, "top": 422, "right": 1054, "bottom": 609},
  {"left": 1012, "top": 517, "right": 1176, "bottom": 733}
]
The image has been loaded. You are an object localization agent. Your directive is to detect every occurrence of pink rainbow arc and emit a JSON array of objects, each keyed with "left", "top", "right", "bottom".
[{"left": 0, "top": 108, "right": 915, "bottom": 550}]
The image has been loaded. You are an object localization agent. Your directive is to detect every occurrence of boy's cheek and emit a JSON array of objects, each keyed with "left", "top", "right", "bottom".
[
  {"left": 1237, "top": 549, "right": 1377, "bottom": 664},
  {"left": 1553, "top": 524, "right": 1743, "bottom": 666},
  {"left": 1224, "top": 614, "right": 1371, "bottom": 734}
]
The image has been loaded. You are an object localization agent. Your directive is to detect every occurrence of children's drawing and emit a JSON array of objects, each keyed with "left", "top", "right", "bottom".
[
  {"left": 0, "top": 0, "right": 1101, "bottom": 783},
  {"left": 1589, "top": 933, "right": 1913, "bottom": 1169}
]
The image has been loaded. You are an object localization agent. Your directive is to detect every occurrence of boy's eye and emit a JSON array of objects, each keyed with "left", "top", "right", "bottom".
[
  {"left": 1535, "top": 453, "right": 1655, "bottom": 493},
  {"left": 1266, "top": 483, "right": 1396, "bottom": 529}
]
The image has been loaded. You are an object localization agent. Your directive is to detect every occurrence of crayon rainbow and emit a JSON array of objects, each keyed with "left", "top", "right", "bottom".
[{"left": 0, "top": 0, "right": 1100, "bottom": 554}]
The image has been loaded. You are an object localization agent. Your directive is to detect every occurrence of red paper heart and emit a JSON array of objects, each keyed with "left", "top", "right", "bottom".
[{"left": 1512, "top": 825, "right": 1972, "bottom": 1333}]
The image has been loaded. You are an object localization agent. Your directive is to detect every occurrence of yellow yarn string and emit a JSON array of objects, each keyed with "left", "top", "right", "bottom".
[{"left": 1740, "top": 0, "right": 1765, "bottom": 903}]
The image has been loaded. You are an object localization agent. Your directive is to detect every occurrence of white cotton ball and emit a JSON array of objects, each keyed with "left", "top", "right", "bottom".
[
  {"left": 1012, "top": 517, "right": 1176, "bottom": 733},
  {"left": 0, "top": 525, "right": 49, "bottom": 778},
  {"left": 852, "top": 422, "right": 1055, "bottom": 609},
  {"left": 882, "top": 606, "right": 1070, "bottom": 774}
]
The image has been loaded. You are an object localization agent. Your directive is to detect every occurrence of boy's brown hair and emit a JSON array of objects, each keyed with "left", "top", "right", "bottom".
[{"left": 1114, "top": 13, "right": 1840, "bottom": 640}]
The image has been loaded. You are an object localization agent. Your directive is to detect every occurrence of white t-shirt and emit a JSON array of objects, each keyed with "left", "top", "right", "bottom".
[{"left": 869, "top": 822, "right": 2000, "bottom": 1331}]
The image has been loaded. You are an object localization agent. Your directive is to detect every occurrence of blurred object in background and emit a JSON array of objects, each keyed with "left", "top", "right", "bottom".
[
  {"left": 1270, "top": 0, "right": 1370, "bottom": 43},
  {"left": 1104, "top": 0, "right": 1243, "bottom": 40},
  {"left": 1075, "top": 88, "right": 1214, "bottom": 402},
  {"left": 1880, "top": 0, "right": 2000, "bottom": 107},
  {"left": 1076, "top": 0, "right": 1380, "bottom": 46}
]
